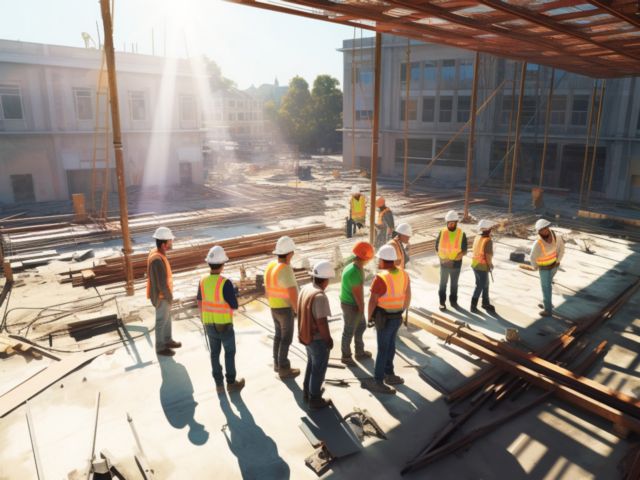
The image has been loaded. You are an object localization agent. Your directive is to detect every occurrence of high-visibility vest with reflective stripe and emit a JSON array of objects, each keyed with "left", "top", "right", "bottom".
[
  {"left": 265, "top": 260, "right": 293, "bottom": 308},
  {"left": 350, "top": 195, "right": 366, "bottom": 221},
  {"left": 471, "top": 236, "right": 490, "bottom": 270},
  {"left": 376, "top": 207, "right": 390, "bottom": 227},
  {"left": 146, "top": 249, "right": 173, "bottom": 299},
  {"left": 200, "top": 274, "right": 232, "bottom": 325},
  {"left": 387, "top": 238, "right": 405, "bottom": 270},
  {"left": 438, "top": 227, "right": 463, "bottom": 261},
  {"left": 376, "top": 269, "right": 409, "bottom": 312},
  {"left": 536, "top": 234, "right": 558, "bottom": 267}
]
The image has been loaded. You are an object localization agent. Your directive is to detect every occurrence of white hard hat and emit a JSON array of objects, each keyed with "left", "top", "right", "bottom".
[
  {"left": 311, "top": 260, "right": 335, "bottom": 279},
  {"left": 535, "top": 218, "right": 552, "bottom": 231},
  {"left": 153, "top": 226, "right": 174, "bottom": 240},
  {"left": 351, "top": 185, "right": 361, "bottom": 194},
  {"left": 396, "top": 223, "right": 412, "bottom": 237},
  {"left": 205, "top": 245, "right": 229, "bottom": 264},
  {"left": 445, "top": 210, "right": 459, "bottom": 222},
  {"left": 477, "top": 219, "right": 495, "bottom": 232},
  {"left": 377, "top": 244, "right": 398, "bottom": 261},
  {"left": 273, "top": 235, "right": 296, "bottom": 255}
]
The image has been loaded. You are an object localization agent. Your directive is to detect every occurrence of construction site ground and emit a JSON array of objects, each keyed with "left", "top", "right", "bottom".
[{"left": 1, "top": 157, "right": 639, "bottom": 479}]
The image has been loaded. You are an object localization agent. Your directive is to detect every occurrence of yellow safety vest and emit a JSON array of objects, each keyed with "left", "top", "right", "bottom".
[
  {"left": 376, "top": 269, "right": 409, "bottom": 312},
  {"left": 376, "top": 207, "right": 390, "bottom": 227},
  {"left": 438, "top": 227, "right": 463, "bottom": 261},
  {"left": 200, "top": 274, "right": 233, "bottom": 325},
  {"left": 471, "top": 236, "right": 490, "bottom": 270},
  {"left": 265, "top": 260, "right": 293, "bottom": 308},
  {"left": 146, "top": 248, "right": 173, "bottom": 300},
  {"left": 387, "top": 238, "right": 405, "bottom": 270},
  {"left": 350, "top": 195, "right": 366, "bottom": 222},
  {"left": 536, "top": 234, "right": 558, "bottom": 267}
]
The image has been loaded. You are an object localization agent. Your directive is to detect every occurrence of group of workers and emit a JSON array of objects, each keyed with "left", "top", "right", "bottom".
[{"left": 145, "top": 189, "right": 564, "bottom": 409}]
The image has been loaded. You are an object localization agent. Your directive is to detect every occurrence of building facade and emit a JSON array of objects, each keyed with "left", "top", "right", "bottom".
[
  {"left": 0, "top": 39, "right": 211, "bottom": 204},
  {"left": 341, "top": 35, "right": 640, "bottom": 203}
]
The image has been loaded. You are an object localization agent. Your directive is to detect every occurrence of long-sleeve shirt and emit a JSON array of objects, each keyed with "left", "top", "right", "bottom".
[
  {"left": 149, "top": 257, "right": 172, "bottom": 306},
  {"left": 530, "top": 231, "right": 565, "bottom": 270},
  {"left": 196, "top": 278, "right": 239, "bottom": 309},
  {"left": 435, "top": 229, "right": 468, "bottom": 269}
]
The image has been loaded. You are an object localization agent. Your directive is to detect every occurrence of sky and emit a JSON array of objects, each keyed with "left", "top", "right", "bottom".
[{"left": 0, "top": 0, "right": 356, "bottom": 90}]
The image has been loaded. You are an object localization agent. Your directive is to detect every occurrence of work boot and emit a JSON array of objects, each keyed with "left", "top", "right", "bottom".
[
  {"left": 538, "top": 303, "right": 544, "bottom": 309},
  {"left": 309, "top": 396, "right": 331, "bottom": 410},
  {"left": 355, "top": 350, "right": 372, "bottom": 360},
  {"left": 216, "top": 384, "right": 225, "bottom": 394},
  {"left": 539, "top": 310, "right": 552, "bottom": 317},
  {"left": 156, "top": 348, "right": 175, "bottom": 357},
  {"left": 482, "top": 303, "right": 496, "bottom": 313},
  {"left": 227, "top": 378, "right": 245, "bottom": 393},
  {"left": 449, "top": 295, "right": 459, "bottom": 309},
  {"left": 303, "top": 387, "right": 325, "bottom": 403},
  {"left": 366, "top": 380, "right": 396, "bottom": 395},
  {"left": 341, "top": 356, "right": 357, "bottom": 366},
  {"left": 273, "top": 363, "right": 279, "bottom": 373},
  {"left": 278, "top": 367, "right": 301, "bottom": 379},
  {"left": 165, "top": 340, "right": 182, "bottom": 349},
  {"left": 438, "top": 292, "right": 447, "bottom": 311},
  {"left": 470, "top": 297, "right": 479, "bottom": 314},
  {"left": 384, "top": 374, "right": 405, "bottom": 385}
]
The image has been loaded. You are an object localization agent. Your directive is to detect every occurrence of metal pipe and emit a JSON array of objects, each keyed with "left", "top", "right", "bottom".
[
  {"left": 351, "top": 27, "right": 357, "bottom": 169},
  {"left": 463, "top": 52, "right": 480, "bottom": 221},
  {"left": 539, "top": 68, "right": 555, "bottom": 187},
  {"left": 368, "top": 33, "right": 382, "bottom": 245},
  {"left": 100, "top": 0, "right": 135, "bottom": 295},
  {"left": 579, "top": 80, "right": 598, "bottom": 204},
  {"left": 507, "top": 61, "right": 527, "bottom": 214},
  {"left": 504, "top": 62, "right": 518, "bottom": 192},
  {"left": 403, "top": 38, "right": 411, "bottom": 196},
  {"left": 586, "top": 80, "right": 606, "bottom": 207}
]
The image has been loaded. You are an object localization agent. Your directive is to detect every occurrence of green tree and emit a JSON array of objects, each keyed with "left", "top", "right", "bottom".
[
  {"left": 278, "top": 76, "right": 313, "bottom": 151},
  {"left": 310, "top": 75, "right": 342, "bottom": 152},
  {"left": 202, "top": 56, "right": 235, "bottom": 91}
]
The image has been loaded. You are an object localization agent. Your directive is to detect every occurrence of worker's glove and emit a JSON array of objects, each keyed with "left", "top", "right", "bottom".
[
  {"left": 367, "top": 318, "right": 375, "bottom": 328},
  {"left": 356, "top": 223, "right": 363, "bottom": 228},
  {"left": 327, "top": 340, "right": 334, "bottom": 350}
]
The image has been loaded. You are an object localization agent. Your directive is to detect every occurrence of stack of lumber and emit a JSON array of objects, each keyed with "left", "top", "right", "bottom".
[{"left": 0, "top": 334, "right": 42, "bottom": 359}]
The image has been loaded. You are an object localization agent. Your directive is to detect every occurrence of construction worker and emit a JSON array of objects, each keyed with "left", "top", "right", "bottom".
[
  {"left": 530, "top": 219, "right": 565, "bottom": 317},
  {"left": 366, "top": 244, "right": 411, "bottom": 394},
  {"left": 388, "top": 222, "right": 412, "bottom": 269},
  {"left": 197, "top": 246, "right": 244, "bottom": 394},
  {"left": 339, "top": 241, "right": 374, "bottom": 366},
  {"left": 347, "top": 185, "right": 366, "bottom": 238},
  {"left": 471, "top": 220, "right": 495, "bottom": 314},
  {"left": 147, "top": 227, "right": 181, "bottom": 356},
  {"left": 265, "top": 235, "right": 300, "bottom": 379},
  {"left": 374, "top": 197, "right": 394, "bottom": 249},
  {"left": 298, "top": 260, "right": 335, "bottom": 409},
  {"left": 436, "top": 210, "right": 467, "bottom": 311}
]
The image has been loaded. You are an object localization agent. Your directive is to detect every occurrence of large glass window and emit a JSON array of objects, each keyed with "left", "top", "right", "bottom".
[
  {"left": 440, "top": 60, "right": 456, "bottom": 82},
  {"left": 435, "top": 139, "right": 466, "bottom": 167},
  {"left": 400, "top": 99, "right": 418, "bottom": 121},
  {"left": 129, "top": 91, "right": 146, "bottom": 121},
  {"left": 400, "top": 62, "right": 420, "bottom": 86},
  {"left": 74, "top": 88, "right": 93, "bottom": 121},
  {"left": 459, "top": 60, "right": 473, "bottom": 87},
  {"left": 571, "top": 95, "right": 589, "bottom": 125},
  {"left": 0, "top": 85, "right": 23, "bottom": 120},
  {"left": 457, "top": 96, "right": 470, "bottom": 123},
  {"left": 550, "top": 95, "right": 566, "bottom": 125},
  {"left": 439, "top": 96, "right": 453, "bottom": 123},
  {"left": 357, "top": 67, "right": 373, "bottom": 85},
  {"left": 423, "top": 61, "right": 437, "bottom": 84},
  {"left": 356, "top": 110, "right": 372, "bottom": 121},
  {"left": 422, "top": 97, "right": 435, "bottom": 122},
  {"left": 395, "top": 138, "right": 433, "bottom": 165}
]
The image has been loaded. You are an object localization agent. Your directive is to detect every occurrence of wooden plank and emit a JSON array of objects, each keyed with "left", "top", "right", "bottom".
[{"left": 578, "top": 209, "right": 640, "bottom": 227}]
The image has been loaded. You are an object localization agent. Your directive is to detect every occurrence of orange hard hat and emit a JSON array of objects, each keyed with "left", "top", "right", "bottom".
[
  {"left": 375, "top": 197, "right": 385, "bottom": 207},
  {"left": 352, "top": 241, "right": 374, "bottom": 260}
]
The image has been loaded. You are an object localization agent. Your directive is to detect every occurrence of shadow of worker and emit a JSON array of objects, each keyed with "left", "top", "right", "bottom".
[
  {"left": 219, "top": 393, "right": 290, "bottom": 479},
  {"left": 159, "top": 356, "right": 209, "bottom": 445}
]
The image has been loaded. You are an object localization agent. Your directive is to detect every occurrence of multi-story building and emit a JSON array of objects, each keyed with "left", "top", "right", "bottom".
[
  {"left": 0, "top": 39, "right": 210, "bottom": 204},
  {"left": 207, "top": 88, "right": 267, "bottom": 144},
  {"left": 341, "top": 35, "right": 640, "bottom": 203}
]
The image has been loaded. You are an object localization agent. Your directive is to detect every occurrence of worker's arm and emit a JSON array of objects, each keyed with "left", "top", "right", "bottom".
[
  {"left": 196, "top": 284, "right": 202, "bottom": 313},
  {"left": 312, "top": 294, "right": 333, "bottom": 348},
  {"left": 385, "top": 212, "right": 395, "bottom": 235},
  {"left": 456, "top": 233, "right": 468, "bottom": 260},
  {"left": 351, "top": 284, "right": 364, "bottom": 313},
  {"left": 529, "top": 242, "right": 540, "bottom": 270},
  {"left": 435, "top": 231, "right": 441, "bottom": 253},
  {"left": 403, "top": 281, "right": 412, "bottom": 311},
  {"left": 486, "top": 240, "right": 494, "bottom": 270},
  {"left": 368, "top": 293, "right": 379, "bottom": 321},
  {"left": 150, "top": 259, "right": 173, "bottom": 302},
  {"left": 223, "top": 280, "right": 239, "bottom": 310},
  {"left": 556, "top": 234, "right": 565, "bottom": 265},
  {"left": 288, "top": 287, "right": 299, "bottom": 314}
]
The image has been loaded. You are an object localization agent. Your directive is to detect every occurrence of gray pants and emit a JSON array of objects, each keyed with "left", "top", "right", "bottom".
[
  {"left": 341, "top": 303, "right": 366, "bottom": 358},
  {"left": 155, "top": 299, "right": 172, "bottom": 351},
  {"left": 271, "top": 307, "right": 294, "bottom": 370}
]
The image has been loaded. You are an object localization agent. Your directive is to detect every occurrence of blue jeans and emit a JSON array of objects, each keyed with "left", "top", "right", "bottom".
[
  {"left": 439, "top": 266, "right": 461, "bottom": 303},
  {"left": 155, "top": 300, "right": 172, "bottom": 351},
  {"left": 205, "top": 324, "right": 237, "bottom": 386},
  {"left": 472, "top": 270, "right": 490, "bottom": 304},
  {"left": 271, "top": 307, "right": 294, "bottom": 370},
  {"left": 539, "top": 266, "right": 558, "bottom": 312},
  {"left": 303, "top": 339, "right": 330, "bottom": 397},
  {"left": 374, "top": 315, "right": 402, "bottom": 382}
]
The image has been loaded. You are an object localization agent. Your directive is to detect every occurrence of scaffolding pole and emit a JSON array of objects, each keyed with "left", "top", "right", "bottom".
[
  {"left": 351, "top": 27, "right": 357, "bottom": 169},
  {"left": 463, "top": 51, "right": 480, "bottom": 222},
  {"left": 539, "top": 68, "right": 555, "bottom": 187},
  {"left": 99, "top": 0, "right": 135, "bottom": 296},
  {"left": 403, "top": 38, "right": 411, "bottom": 196},
  {"left": 586, "top": 80, "right": 606, "bottom": 207},
  {"left": 507, "top": 61, "right": 527, "bottom": 214},
  {"left": 579, "top": 80, "right": 598, "bottom": 204},
  {"left": 503, "top": 62, "right": 518, "bottom": 192},
  {"left": 368, "top": 33, "right": 382, "bottom": 245}
]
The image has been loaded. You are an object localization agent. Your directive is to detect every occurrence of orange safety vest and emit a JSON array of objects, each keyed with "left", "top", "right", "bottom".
[
  {"left": 387, "top": 238, "right": 405, "bottom": 270},
  {"left": 199, "top": 274, "right": 233, "bottom": 324},
  {"left": 438, "top": 227, "right": 463, "bottom": 261},
  {"left": 265, "top": 260, "right": 291, "bottom": 307},
  {"left": 536, "top": 233, "right": 558, "bottom": 267},
  {"left": 376, "top": 207, "right": 390, "bottom": 227},
  {"left": 471, "top": 236, "right": 490, "bottom": 270},
  {"left": 146, "top": 248, "right": 173, "bottom": 300},
  {"left": 350, "top": 195, "right": 366, "bottom": 221},
  {"left": 376, "top": 269, "right": 409, "bottom": 312}
]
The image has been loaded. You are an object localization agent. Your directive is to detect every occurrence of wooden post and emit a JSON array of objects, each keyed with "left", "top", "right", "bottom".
[
  {"left": 368, "top": 33, "right": 382, "bottom": 246},
  {"left": 579, "top": 80, "right": 598, "bottom": 205},
  {"left": 3, "top": 261, "right": 13, "bottom": 283},
  {"left": 351, "top": 27, "right": 357, "bottom": 169},
  {"left": 586, "top": 80, "right": 606, "bottom": 207},
  {"left": 539, "top": 68, "right": 555, "bottom": 187},
  {"left": 403, "top": 38, "right": 411, "bottom": 196},
  {"left": 99, "top": 0, "right": 135, "bottom": 296},
  {"left": 503, "top": 62, "right": 518, "bottom": 192},
  {"left": 463, "top": 52, "right": 480, "bottom": 222},
  {"left": 508, "top": 62, "right": 527, "bottom": 214}
]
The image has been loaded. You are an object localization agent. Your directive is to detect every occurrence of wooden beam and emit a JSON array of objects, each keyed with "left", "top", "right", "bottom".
[
  {"left": 585, "top": 79, "right": 606, "bottom": 207},
  {"left": 584, "top": 0, "right": 640, "bottom": 29},
  {"left": 463, "top": 51, "right": 480, "bottom": 222},
  {"left": 579, "top": 80, "right": 598, "bottom": 204},
  {"left": 539, "top": 68, "right": 555, "bottom": 187},
  {"left": 368, "top": 33, "right": 382, "bottom": 246},
  {"left": 508, "top": 61, "right": 527, "bottom": 214}
]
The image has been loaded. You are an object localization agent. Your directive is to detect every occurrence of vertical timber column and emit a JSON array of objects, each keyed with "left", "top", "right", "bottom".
[
  {"left": 463, "top": 51, "right": 480, "bottom": 222},
  {"left": 100, "top": 0, "right": 135, "bottom": 295},
  {"left": 508, "top": 61, "right": 527, "bottom": 214},
  {"left": 586, "top": 80, "right": 606, "bottom": 207},
  {"left": 539, "top": 68, "right": 555, "bottom": 187},
  {"left": 368, "top": 33, "right": 382, "bottom": 245},
  {"left": 579, "top": 81, "right": 598, "bottom": 205},
  {"left": 351, "top": 27, "right": 357, "bottom": 169},
  {"left": 403, "top": 38, "right": 411, "bottom": 196}
]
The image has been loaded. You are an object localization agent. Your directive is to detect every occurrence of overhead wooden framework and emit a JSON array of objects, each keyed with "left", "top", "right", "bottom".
[{"left": 228, "top": 0, "right": 640, "bottom": 78}]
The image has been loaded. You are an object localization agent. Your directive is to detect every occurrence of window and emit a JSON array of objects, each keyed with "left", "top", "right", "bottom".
[
  {"left": 441, "top": 60, "right": 456, "bottom": 82},
  {"left": 356, "top": 110, "right": 372, "bottom": 121},
  {"left": 423, "top": 61, "right": 437, "bottom": 83},
  {"left": 10, "top": 174, "right": 35, "bottom": 202},
  {"left": 501, "top": 96, "right": 513, "bottom": 125},
  {"left": 129, "top": 91, "right": 146, "bottom": 121},
  {"left": 73, "top": 88, "right": 93, "bottom": 121},
  {"left": 422, "top": 98, "right": 435, "bottom": 122},
  {"left": 522, "top": 96, "right": 537, "bottom": 124},
  {"left": 228, "top": 112, "right": 236, "bottom": 121},
  {"left": 439, "top": 96, "right": 453, "bottom": 123},
  {"left": 0, "top": 86, "right": 24, "bottom": 120},
  {"left": 356, "top": 67, "right": 373, "bottom": 85},
  {"left": 400, "top": 62, "right": 420, "bottom": 85},
  {"left": 400, "top": 99, "right": 417, "bottom": 121},
  {"left": 435, "top": 139, "right": 466, "bottom": 167},
  {"left": 395, "top": 138, "right": 433, "bottom": 165},
  {"left": 550, "top": 96, "right": 566, "bottom": 125},
  {"left": 180, "top": 95, "right": 197, "bottom": 122},
  {"left": 571, "top": 95, "right": 589, "bottom": 125},
  {"left": 459, "top": 60, "right": 473, "bottom": 87},
  {"left": 457, "top": 96, "right": 470, "bottom": 123},
  {"left": 238, "top": 112, "right": 245, "bottom": 121}
]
